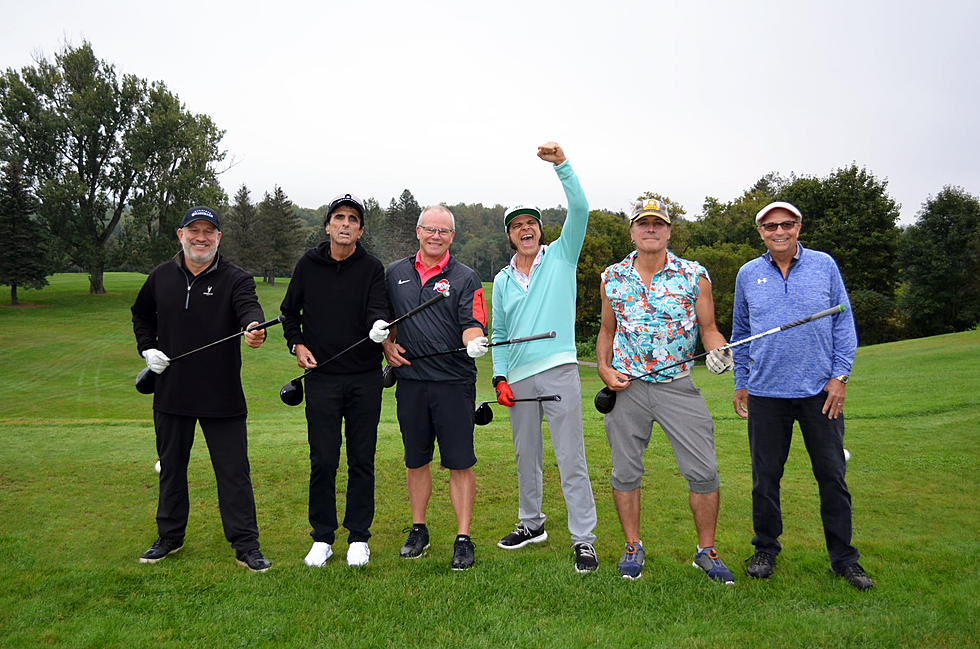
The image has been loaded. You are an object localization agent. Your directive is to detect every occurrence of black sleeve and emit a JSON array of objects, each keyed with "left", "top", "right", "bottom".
[
  {"left": 365, "top": 258, "right": 391, "bottom": 329},
  {"left": 280, "top": 259, "right": 306, "bottom": 351},
  {"left": 131, "top": 274, "right": 158, "bottom": 356},
  {"left": 231, "top": 271, "right": 265, "bottom": 329}
]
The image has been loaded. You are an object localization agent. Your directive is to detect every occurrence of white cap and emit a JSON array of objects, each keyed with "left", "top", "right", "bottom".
[{"left": 755, "top": 201, "right": 803, "bottom": 224}]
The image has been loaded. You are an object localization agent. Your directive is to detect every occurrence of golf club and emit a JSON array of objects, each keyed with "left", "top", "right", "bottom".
[
  {"left": 594, "top": 304, "right": 846, "bottom": 414},
  {"left": 135, "top": 315, "right": 285, "bottom": 394},
  {"left": 474, "top": 394, "right": 561, "bottom": 426},
  {"left": 381, "top": 331, "right": 557, "bottom": 389},
  {"left": 280, "top": 291, "right": 449, "bottom": 406}
]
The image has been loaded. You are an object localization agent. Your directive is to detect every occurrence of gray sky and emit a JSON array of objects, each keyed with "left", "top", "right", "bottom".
[{"left": 3, "top": 0, "right": 978, "bottom": 224}]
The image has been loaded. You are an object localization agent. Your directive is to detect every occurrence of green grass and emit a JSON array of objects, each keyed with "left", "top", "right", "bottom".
[{"left": 0, "top": 274, "right": 977, "bottom": 648}]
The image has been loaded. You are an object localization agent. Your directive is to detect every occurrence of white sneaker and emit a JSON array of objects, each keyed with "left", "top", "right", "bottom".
[
  {"left": 347, "top": 541, "right": 370, "bottom": 567},
  {"left": 304, "top": 541, "right": 333, "bottom": 567}
]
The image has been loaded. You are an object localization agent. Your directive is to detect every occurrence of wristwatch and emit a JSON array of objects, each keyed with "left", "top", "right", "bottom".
[{"left": 834, "top": 374, "right": 849, "bottom": 384}]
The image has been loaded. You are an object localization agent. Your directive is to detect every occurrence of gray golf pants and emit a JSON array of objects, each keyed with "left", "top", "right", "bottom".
[{"left": 508, "top": 363, "right": 598, "bottom": 545}]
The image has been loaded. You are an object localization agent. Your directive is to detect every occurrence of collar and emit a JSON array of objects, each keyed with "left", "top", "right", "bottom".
[{"left": 414, "top": 249, "right": 451, "bottom": 273}]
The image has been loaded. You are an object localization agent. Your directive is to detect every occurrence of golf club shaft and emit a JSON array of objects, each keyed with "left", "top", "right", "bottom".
[
  {"left": 628, "top": 304, "right": 845, "bottom": 382},
  {"left": 402, "top": 330, "right": 556, "bottom": 362},
  {"left": 169, "top": 315, "right": 284, "bottom": 361},
  {"left": 291, "top": 291, "right": 449, "bottom": 382}
]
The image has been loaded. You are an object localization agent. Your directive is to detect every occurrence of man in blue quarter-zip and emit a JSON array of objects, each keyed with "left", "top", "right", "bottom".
[
  {"left": 732, "top": 201, "right": 874, "bottom": 591},
  {"left": 132, "top": 205, "right": 271, "bottom": 573},
  {"left": 490, "top": 142, "right": 599, "bottom": 573}
]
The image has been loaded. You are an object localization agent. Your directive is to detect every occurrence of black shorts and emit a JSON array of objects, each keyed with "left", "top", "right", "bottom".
[{"left": 395, "top": 379, "right": 476, "bottom": 470}]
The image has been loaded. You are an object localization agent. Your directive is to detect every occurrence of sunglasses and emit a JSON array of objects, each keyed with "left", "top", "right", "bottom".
[{"left": 759, "top": 220, "right": 799, "bottom": 232}]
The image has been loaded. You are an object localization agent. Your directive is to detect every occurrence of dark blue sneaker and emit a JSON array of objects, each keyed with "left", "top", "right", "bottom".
[
  {"left": 617, "top": 541, "right": 645, "bottom": 580},
  {"left": 693, "top": 546, "right": 734, "bottom": 584}
]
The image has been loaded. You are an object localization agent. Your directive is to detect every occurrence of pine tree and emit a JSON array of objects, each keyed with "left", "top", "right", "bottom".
[
  {"left": 0, "top": 161, "right": 51, "bottom": 304},
  {"left": 255, "top": 186, "right": 303, "bottom": 284}
]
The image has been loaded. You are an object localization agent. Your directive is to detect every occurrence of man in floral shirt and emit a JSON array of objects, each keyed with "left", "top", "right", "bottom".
[{"left": 596, "top": 198, "right": 735, "bottom": 582}]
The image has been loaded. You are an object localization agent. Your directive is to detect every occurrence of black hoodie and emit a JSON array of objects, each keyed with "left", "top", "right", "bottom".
[{"left": 280, "top": 241, "right": 389, "bottom": 375}]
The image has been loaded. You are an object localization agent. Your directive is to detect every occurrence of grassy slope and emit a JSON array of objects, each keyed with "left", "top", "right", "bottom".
[{"left": 0, "top": 274, "right": 977, "bottom": 649}]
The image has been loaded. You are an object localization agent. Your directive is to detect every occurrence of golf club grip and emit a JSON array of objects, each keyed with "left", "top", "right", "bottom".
[
  {"left": 247, "top": 314, "right": 286, "bottom": 332},
  {"left": 488, "top": 331, "right": 557, "bottom": 348}
]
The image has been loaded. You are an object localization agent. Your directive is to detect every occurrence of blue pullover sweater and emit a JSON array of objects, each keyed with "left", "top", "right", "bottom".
[
  {"left": 732, "top": 243, "right": 857, "bottom": 398},
  {"left": 491, "top": 160, "right": 588, "bottom": 383}
]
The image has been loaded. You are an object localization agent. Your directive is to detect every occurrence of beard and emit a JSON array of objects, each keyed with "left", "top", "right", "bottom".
[{"left": 182, "top": 239, "right": 219, "bottom": 266}]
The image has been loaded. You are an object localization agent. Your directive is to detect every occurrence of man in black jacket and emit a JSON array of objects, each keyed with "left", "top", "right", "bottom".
[
  {"left": 132, "top": 205, "right": 271, "bottom": 572},
  {"left": 280, "top": 193, "right": 389, "bottom": 568}
]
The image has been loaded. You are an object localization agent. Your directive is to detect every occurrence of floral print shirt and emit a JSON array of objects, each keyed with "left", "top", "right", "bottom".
[{"left": 602, "top": 250, "right": 708, "bottom": 382}]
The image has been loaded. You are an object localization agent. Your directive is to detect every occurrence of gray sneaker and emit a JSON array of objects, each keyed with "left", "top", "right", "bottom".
[{"left": 617, "top": 541, "right": 645, "bottom": 580}]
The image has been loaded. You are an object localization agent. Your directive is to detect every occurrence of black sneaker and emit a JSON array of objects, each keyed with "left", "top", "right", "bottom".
[
  {"left": 574, "top": 542, "right": 598, "bottom": 573},
  {"left": 138, "top": 537, "right": 183, "bottom": 564},
  {"left": 451, "top": 536, "right": 475, "bottom": 571},
  {"left": 746, "top": 550, "right": 776, "bottom": 579},
  {"left": 832, "top": 563, "right": 874, "bottom": 590},
  {"left": 236, "top": 548, "right": 272, "bottom": 572},
  {"left": 400, "top": 524, "right": 430, "bottom": 559},
  {"left": 497, "top": 522, "right": 547, "bottom": 550}
]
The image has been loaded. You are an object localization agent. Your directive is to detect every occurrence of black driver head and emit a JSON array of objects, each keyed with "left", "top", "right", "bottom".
[
  {"left": 594, "top": 387, "right": 617, "bottom": 414},
  {"left": 474, "top": 401, "right": 493, "bottom": 426},
  {"left": 382, "top": 364, "right": 397, "bottom": 389},
  {"left": 135, "top": 367, "right": 156, "bottom": 394},
  {"left": 280, "top": 378, "right": 304, "bottom": 406}
]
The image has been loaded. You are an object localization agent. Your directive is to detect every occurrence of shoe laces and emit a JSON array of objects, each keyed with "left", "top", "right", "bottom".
[
  {"left": 515, "top": 523, "right": 533, "bottom": 536},
  {"left": 576, "top": 543, "right": 597, "bottom": 560},
  {"left": 624, "top": 542, "right": 640, "bottom": 559},
  {"left": 749, "top": 551, "right": 775, "bottom": 567}
]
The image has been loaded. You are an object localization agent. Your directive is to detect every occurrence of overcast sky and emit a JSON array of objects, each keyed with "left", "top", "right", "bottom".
[{"left": 3, "top": 0, "right": 978, "bottom": 225}]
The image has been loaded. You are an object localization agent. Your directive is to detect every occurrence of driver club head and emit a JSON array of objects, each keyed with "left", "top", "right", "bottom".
[
  {"left": 474, "top": 401, "right": 493, "bottom": 426},
  {"left": 280, "top": 378, "right": 304, "bottom": 406},
  {"left": 135, "top": 367, "right": 156, "bottom": 394},
  {"left": 594, "top": 387, "right": 617, "bottom": 414},
  {"left": 382, "top": 364, "right": 397, "bottom": 389}
]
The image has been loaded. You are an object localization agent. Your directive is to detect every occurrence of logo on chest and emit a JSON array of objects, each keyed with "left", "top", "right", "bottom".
[
  {"left": 756, "top": 277, "right": 768, "bottom": 285},
  {"left": 203, "top": 285, "right": 214, "bottom": 296},
  {"left": 434, "top": 279, "right": 451, "bottom": 294}
]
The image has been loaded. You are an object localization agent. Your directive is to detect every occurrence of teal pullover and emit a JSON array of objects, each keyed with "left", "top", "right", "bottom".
[{"left": 491, "top": 160, "right": 588, "bottom": 383}]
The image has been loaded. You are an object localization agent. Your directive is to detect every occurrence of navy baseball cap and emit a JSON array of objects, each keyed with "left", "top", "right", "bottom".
[{"left": 181, "top": 206, "right": 221, "bottom": 230}]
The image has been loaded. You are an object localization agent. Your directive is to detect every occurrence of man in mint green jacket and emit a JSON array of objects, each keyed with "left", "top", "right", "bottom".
[{"left": 490, "top": 142, "right": 598, "bottom": 573}]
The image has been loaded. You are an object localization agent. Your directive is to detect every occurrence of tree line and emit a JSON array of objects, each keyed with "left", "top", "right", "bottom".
[{"left": 2, "top": 42, "right": 978, "bottom": 346}]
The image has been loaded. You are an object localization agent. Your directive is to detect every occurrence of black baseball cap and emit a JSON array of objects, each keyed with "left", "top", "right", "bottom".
[
  {"left": 327, "top": 193, "right": 365, "bottom": 222},
  {"left": 181, "top": 206, "right": 221, "bottom": 230}
]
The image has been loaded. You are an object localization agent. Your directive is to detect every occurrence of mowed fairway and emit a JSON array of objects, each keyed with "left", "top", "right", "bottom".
[{"left": 0, "top": 273, "right": 977, "bottom": 649}]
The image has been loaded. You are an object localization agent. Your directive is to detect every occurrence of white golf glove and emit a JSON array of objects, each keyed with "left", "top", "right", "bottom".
[
  {"left": 142, "top": 348, "right": 171, "bottom": 374},
  {"left": 369, "top": 319, "right": 390, "bottom": 344},
  {"left": 466, "top": 336, "right": 489, "bottom": 359},
  {"left": 705, "top": 348, "right": 733, "bottom": 374}
]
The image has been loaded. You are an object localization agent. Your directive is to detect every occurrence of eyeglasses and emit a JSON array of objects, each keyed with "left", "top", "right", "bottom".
[
  {"left": 418, "top": 225, "right": 454, "bottom": 236},
  {"left": 759, "top": 221, "right": 799, "bottom": 232}
]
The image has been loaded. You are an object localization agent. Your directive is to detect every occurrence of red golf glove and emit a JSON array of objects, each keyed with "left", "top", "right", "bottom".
[{"left": 495, "top": 380, "right": 516, "bottom": 407}]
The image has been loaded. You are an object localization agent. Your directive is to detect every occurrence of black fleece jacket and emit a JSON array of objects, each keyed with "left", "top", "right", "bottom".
[
  {"left": 131, "top": 252, "right": 264, "bottom": 418},
  {"left": 280, "top": 241, "right": 389, "bottom": 375}
]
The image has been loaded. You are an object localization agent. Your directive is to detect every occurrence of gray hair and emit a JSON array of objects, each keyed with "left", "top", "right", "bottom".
[{"left": 417, "top": 205, "right": 456, "bottom": 230}]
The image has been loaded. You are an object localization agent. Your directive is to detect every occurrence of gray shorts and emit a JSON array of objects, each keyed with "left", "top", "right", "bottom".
[{"left": 603, "top": 375, "right": 720, "bottom": 493}]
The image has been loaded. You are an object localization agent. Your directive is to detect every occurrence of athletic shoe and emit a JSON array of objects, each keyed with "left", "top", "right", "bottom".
[
  {"left": 139, "top": 537, "right": 183, "bottom": 564},
  {"left": 745, "top": 550, "right": 776, "bottom": 579},
  {"left": 693, "top": 547, "right": 735, "bottom": 585},
  {"left": 347, "top": 541, "right": 370, "bottom": 567},
  {"left": 236, "top": 548, "right": 271, "bottom": 572},
  {"left": 832, "top": 563, "right": 874, "bottom": 590},
  {"left": 304, "top": 541, "right": 333, "bottom": 567},
  {"left": 497, "top": 522, "right": 547, "bottom": 550},
  {"left": 400, "top": 525, "right": 430, "bottom": 559},
  {"left": 617, "top": 541, "right": 645, "bottom": 580},
  {"left": 452, "top": 536, "right": 475, "bottom": 571},
  {"left": 573, "top": 542, "right": 598, "bottom": 573}
]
